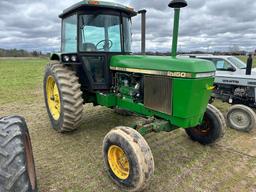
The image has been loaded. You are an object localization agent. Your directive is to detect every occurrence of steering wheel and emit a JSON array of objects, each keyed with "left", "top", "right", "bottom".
[{"left": 96, "top": 39, "right": 113, "bottom": 51}]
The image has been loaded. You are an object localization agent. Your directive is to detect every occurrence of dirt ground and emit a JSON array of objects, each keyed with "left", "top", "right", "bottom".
[
  {"left": 1, "top": 96, "right": 256, "bottom": 192},
  {"left": 0, "top": 58, "right": 256, "bottom": 192}
]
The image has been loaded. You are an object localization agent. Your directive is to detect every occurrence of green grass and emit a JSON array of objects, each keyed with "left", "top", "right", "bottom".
[
  {"left": 0, "top": 57, "right": 256, "bottom": 192},
  {"left": 238, "top": 55, "right": 256, "bottom": 67},
  {"left": 0, "top": 58, "right": 48, "bottom": 104}
]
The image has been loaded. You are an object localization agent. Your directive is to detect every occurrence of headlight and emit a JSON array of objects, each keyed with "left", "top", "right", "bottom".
[
  {"left": 63, "top": 55, "right": 70, "bottom": 62},
  {"left": 196, "top": 72, "right": 215, "bottom": 78},
  {"left": 71, "top": 55, "right": 77, "bottom": 62}
]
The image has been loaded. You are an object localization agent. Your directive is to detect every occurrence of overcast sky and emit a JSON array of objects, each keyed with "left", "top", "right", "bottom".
[{"left": 0, "top": 0, "right": 256, "bottom": 52}]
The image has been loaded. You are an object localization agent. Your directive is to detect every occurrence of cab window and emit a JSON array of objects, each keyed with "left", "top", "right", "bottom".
[
  {"left": 62, "top": 15, "right": 77, "bottom": 53},
  {"left": 204, "top": 58, "right": 235, "bottom": 71},
  {"left": 79, "top": 14, "right": 121, "bottom": 52}
]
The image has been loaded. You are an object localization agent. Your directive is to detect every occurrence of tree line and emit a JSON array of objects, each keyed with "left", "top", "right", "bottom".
[
  {"left": 1, "top": 48, "right": 254, "bottom": 57},
  {"left": 0, "top": 48, "right": 48, "bottom": 57}
]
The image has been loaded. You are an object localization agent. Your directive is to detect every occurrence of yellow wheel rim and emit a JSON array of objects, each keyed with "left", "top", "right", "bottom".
[
  {"left": 46, "top": 76, "right": 61, "bottom": 120},
  {"left": 108, "top": 145, "right": 130, "bottom": 180}
]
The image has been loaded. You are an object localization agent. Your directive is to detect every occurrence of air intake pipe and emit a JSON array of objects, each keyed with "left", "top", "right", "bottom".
[
  {"left": 168, "top": 0, "right": 187, "bottom": 57},
  {"left": 138, "top": 9, "right": 147, "bottom": 55},
  {"left": 246, "top": 53, "right": 253, "bottom": 75}
]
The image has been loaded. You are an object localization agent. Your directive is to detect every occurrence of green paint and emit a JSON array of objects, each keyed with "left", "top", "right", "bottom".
[
  {"left": 115, "top": 96, "right": 206, "bottom": 128},
  {"left": 96, "top": 85, "right": 212, "bottom": 129},
  {"left": 96, "top": 93, "right": 116, "bottom": 107},
  {"left": 131, "top": 119, "right": 177, "bottom": 136},
  {"left": 119, "top": 86, "right": 135, "bottom": 99},
  {"left": 110, "top": 55, "right": 215, "bottom": 76},
  {"left": 172, "top": 77, "right": 214, "bottom": 127},
  {"left": 172, "top": 9, "right": 180, "bottom": 57},
  {"left": 95, "top": 74, "right": 214, "bottom": 129},
  {"left": 172, "top": 78, "right": 214, "bottom": 118}
]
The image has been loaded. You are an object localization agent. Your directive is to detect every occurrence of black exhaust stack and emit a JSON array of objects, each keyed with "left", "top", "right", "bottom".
[
  {"left": 168, "top": 0, "right": 187, "bottom": 57},
  {"left": 138, "top": 9, "right": 147, "bottom": 55},
  {"left": 246, "top": 53, "right": 253, "bottom": 75}
]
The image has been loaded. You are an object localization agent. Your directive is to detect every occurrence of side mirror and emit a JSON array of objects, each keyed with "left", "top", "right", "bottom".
[{"left": 227, "top": 67, "right": 236, "bottom": 72}]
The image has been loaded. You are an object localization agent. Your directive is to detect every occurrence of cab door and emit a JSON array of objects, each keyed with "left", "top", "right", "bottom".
[
  {"left": 78, "top": 13, "right": 123, "bottom": 91},
  {"left": 80, "top": 53, "right": 111, "bottom": 90}
]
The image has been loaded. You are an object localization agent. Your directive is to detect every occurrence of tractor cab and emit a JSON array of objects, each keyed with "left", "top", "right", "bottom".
[{"left": 58, "top": 0, "right": 136, "bottom": 90}]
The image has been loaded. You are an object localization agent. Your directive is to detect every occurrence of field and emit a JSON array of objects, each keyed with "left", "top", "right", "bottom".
[
  {"left": 238, "top": 55, "right": 256, "bottom": 66},
  {"left": 0, "top": 57, "right": 256, "bottom": 192}
]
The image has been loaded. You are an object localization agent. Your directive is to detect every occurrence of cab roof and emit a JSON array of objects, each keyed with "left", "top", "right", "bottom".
[{"left": 59, "top": 0, "right": 137, "bottom": 18}]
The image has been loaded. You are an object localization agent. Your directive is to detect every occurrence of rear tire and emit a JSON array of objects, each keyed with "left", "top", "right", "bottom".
[
  {"left": 0, "top": 116, "right": 37, "bottom": 192},
  {"left": 103, "top": 126, "right": 154, "bottom": 192},
  {"left": 185, "top": 104, "right": 226, "bottom": 145},
  {"left": 43, "top": 62, "right": 84, "bottom": 132},
  {"left": 227, "top": 104, "right": 256, "bottom": 132}
]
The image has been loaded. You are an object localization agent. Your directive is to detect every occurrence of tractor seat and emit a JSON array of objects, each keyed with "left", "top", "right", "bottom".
[{"left": 82, "top": 43, "right": 97, "bottom": 52}]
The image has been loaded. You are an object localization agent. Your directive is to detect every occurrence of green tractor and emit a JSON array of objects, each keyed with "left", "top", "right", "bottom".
[{"left": 43, "top": 0, "right": 226, "bottom": 191}]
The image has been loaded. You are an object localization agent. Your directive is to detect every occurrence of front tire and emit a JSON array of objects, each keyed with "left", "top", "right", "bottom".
[
  {"left": 0, "top": 116, "right": 37, "bottom": 192},
  {"left": 227, "top": 104, "right": 256, "bottom": 132},
  {"left": 103, "top": 127, "right": 154, "bottom": 192},
  {"left": 43, "top": 62, "right": 84, "bottom": 132},
  {"left": 185, "top": 104, "right": 226, "bottom": 145}
]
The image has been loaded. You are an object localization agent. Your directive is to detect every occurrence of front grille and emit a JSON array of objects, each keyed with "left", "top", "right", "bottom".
[{"left": 144, "top": 75, "right": 172, "bottom": 115}]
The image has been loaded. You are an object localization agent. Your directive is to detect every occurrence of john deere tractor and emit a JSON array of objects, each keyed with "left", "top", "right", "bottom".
[{"left": 43, "top": 0, "right": 226, "bottom": 191}]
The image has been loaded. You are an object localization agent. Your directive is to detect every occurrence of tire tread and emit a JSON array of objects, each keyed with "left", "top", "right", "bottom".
[
  {"left": 45, "top": 63, "right": 84, "bottom": 132},
  {"left": 103, "top": 127, "right": 154, "bottom": 192},
  {"left": 0, "top": 116, "right": 37, "bottom": 192},
  {"left": 185, "top": 104, "right": 226, "bottom": 145}
]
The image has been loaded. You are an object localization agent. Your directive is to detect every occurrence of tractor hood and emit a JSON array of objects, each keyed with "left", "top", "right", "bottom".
[{"left": 110, "top": 55, "right": 216, "bottom": 79}]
